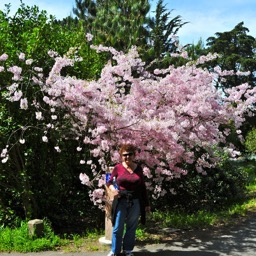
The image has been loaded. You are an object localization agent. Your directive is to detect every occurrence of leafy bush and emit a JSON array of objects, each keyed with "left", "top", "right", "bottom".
[
  {"left": 152, "top": 159, "right": 248, "bottom": 212},
  {"left": 0, "top": 2, "right": 106, "bottom": 228},
  {"left": 0, "top": 219, "right": 62, "bottom": 252},
  {"left": 245, "top": 128, "right": 256, "bottom": 154}
]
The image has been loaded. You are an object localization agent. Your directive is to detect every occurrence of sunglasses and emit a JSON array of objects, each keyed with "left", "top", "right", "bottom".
[{"left": 122, "top": 152, "right": 134, "bottom": 157}]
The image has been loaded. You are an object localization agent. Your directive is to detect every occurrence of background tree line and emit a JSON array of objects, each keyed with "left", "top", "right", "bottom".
[{"left": 0, "top": 0, "right": 255, "bottom": 233}]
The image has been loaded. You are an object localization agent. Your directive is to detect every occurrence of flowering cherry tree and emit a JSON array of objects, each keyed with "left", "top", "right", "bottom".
[{"left": 1, "top": 37, "right": 255, "bottom": 206}]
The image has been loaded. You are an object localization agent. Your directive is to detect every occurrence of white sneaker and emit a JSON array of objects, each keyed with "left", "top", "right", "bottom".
[{"left": 107, "top": 252, "right": 122, "bottom": 256}]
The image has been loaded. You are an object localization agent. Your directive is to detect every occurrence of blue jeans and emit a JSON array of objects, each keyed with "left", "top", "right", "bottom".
[{"left": 111, "top": 198, "right": 140, "bottom": 254}]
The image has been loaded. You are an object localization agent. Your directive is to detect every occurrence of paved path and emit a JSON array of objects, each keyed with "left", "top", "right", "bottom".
[{"left": 2, "top": 212, "right": 256, "bottom": 256}]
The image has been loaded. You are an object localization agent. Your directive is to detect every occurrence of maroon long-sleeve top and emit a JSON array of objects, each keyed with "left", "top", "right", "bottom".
[{"left": 107, "top": 163, "right": 150, "bottom": 206}]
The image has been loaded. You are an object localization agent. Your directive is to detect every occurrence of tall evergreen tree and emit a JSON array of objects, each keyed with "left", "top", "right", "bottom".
[
  {"left": 206, "top": 22, "right": 256, "bottom": 150},
  {"left": 72, "top": 0, "right": 97, "bottom": 31},
  {"left": 92, "top": 0, "right": 151, "bottom": 51},
  {"left": 185, "top": 38, "right": 207, "bottom": 61},
  {"left": 148, "top": 0, "right": 187, "bottom": 59},
  {"left": 206, "top": 22, "right": 256, "bottom": 92},
  {"left": 145, "top": 0, "right": 187, "bottom": 69}
]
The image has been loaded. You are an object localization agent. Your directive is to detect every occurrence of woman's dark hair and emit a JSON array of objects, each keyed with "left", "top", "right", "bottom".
[{"left": 119, "top": 144, "right": 136, "bottom": 155}]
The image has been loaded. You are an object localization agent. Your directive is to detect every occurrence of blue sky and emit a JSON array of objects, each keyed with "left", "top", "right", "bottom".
[{"left": 1, "top": 0, "right": 255, "bottom": 46}]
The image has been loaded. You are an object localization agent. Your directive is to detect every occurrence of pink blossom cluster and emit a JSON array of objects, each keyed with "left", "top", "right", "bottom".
[{"left": 1, "top": 45, "right": 255, "bottom": 205}]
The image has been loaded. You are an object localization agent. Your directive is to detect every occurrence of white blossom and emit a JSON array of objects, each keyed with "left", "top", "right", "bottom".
[
  {"left": 2, "top": 156, "right": 9, "bottom": 163},
  {"left": 35, "top": 112, "right": 43, "bottom": 120},
  {"left": 20, "top": 98, "right": 28, "bottom": 109},
  {"left": 19, "top": 139, "right": 25, "bottom": 144},
  {"left": 25, "top": 59, "right": 33, "bottom": 65},
  {"left": 42, "top": 136, "right": 48, "bottom": 142},
  {"left": 54, "top": 146, "right": 61, "bottom": 152}
]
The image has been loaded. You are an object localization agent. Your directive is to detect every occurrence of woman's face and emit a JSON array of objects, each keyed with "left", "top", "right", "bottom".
[{"left": 121, "top": 151, "right": 135, "bottom": 164}]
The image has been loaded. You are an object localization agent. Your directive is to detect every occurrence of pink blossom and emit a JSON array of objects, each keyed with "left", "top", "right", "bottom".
[
  {"left": 87, "top": 160, "right": 92, "bottom": 165},
  {"left": 32, "top": 76, "right": 42, "bottom": 85},
  {"left": 154, "top": 69, "right": 161, "bottom": 75},
  {"left": 12, "top": 91, "right": 23, "bottom": 101},
  {"left": 18, "top": 53, "right": 25, "bottom": 61},
  {"left": 1, "top": 42, "right": 256, "bottom": 207},
  {"left": 34, "top": 67, "right": 43, "bottom": 72},
  {"left": 79, "top": 173, "right": 90, "bottom": 185},
  {"left": 89, "top": 188, "right": 104, "bottom": 205},
  {"left": 111, "top": 151, "right": 120, "bottom": 163},
  {"left": 20, "top": 98, "right": 28, "bottom": 109},
  {"left": 98, "top": 177, "right": 105, "bottom": 187},
  {"left": 180, "top": 51, "right": 188, "bottom": 59},
  {"left": 7, "top": 66, "right": 22, "bottom": 81},
  {"left": 91, "top": 147, "right": 101, "bottom": 157},
  {"left": 86, "top": 33, "right": 93, "bottom": 42},
  {"left": 25, "top": 59, "right": 33, "bottom": 65},
  {"left": 143, "top": 167, "right": 153, "bottom": 178},
  {"left": 46, "top": 123, "right": 53, "bottom": 128},
  {"left": 0, "top": 53, "right": 8, "bottom": 61},
  {"left": 48, "top": 50, "right": 59, "bottom": 58}
]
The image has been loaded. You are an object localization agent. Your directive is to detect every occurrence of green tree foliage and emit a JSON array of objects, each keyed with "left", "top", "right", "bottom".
[
  {"left": 72, "top": 0, "right": 187, "bottom": 63},
  {"left": 153, "top": 156, "right": 248, "bottom": 212},
  {"left": 146, "top": 0, "right": 188, "bottom": 68},
  {"left": 91, "top": 0, "right": 151, "bottom": 51},
  {"left": 185, "top": 38, "right": 207, "bottom": 61},
  {"left": 72, "top": 0, "right": 97, "bottom": 21},
  {"left": 206, "top": 22, "right": 256, "bottom": 92},
  {"left": 245, "top": 128, "right": 256, "bottom": 154},
  {"left": 72, "top": 0, "right": 96, "bottom": 32},
  {"left": 0, "top": 3, "right": 106, "bottom": 228},
  {"left": 205, "top": 22, "right": 256, "bottom": 152}
]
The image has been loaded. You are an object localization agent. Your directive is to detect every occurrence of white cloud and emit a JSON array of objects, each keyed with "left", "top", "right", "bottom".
[{"left": 164, "top": 0, "right": 256, "bottom": 45}]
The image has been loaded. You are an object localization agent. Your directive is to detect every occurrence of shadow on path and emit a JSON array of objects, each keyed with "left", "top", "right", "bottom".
[
  {"left": 134, "top": 211, "right": 256, "bottom": 256},
  {"left": 136, "top": 250, "right": 219, "bottom": 256},
  {"left": 2, "top": 212, "right": 256, "bottom": 256}
]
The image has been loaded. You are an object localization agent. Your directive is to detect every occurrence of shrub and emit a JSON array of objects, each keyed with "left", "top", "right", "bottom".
[
  {"left": 245, "top": 128, "right": 256, "bottom": 154},
  {"left": 0, "top": 220, "right": 62, "bottom": 252},
  {"left": 0, "top": 2, "right": 106, "bottom": 228},
  {"left": 152, "top": 159, "right": 248, "bottom": 212}
]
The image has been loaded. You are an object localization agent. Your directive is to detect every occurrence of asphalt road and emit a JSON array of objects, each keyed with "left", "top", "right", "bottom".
[{"left": 2, "top": 212, "right": 256, "bottom": 256}]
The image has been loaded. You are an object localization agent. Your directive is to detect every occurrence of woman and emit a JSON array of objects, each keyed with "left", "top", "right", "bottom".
[{"left": 107, "top": 144, "right": 150, "bottom": 256}]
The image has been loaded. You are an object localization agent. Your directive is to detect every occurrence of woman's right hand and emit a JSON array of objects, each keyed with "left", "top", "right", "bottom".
[
  {"left": 109, "top": 185, "right": 119, "bottom": 198},
  {"left": 112, "top": 189, "right": 119, "bottom": 198}
]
